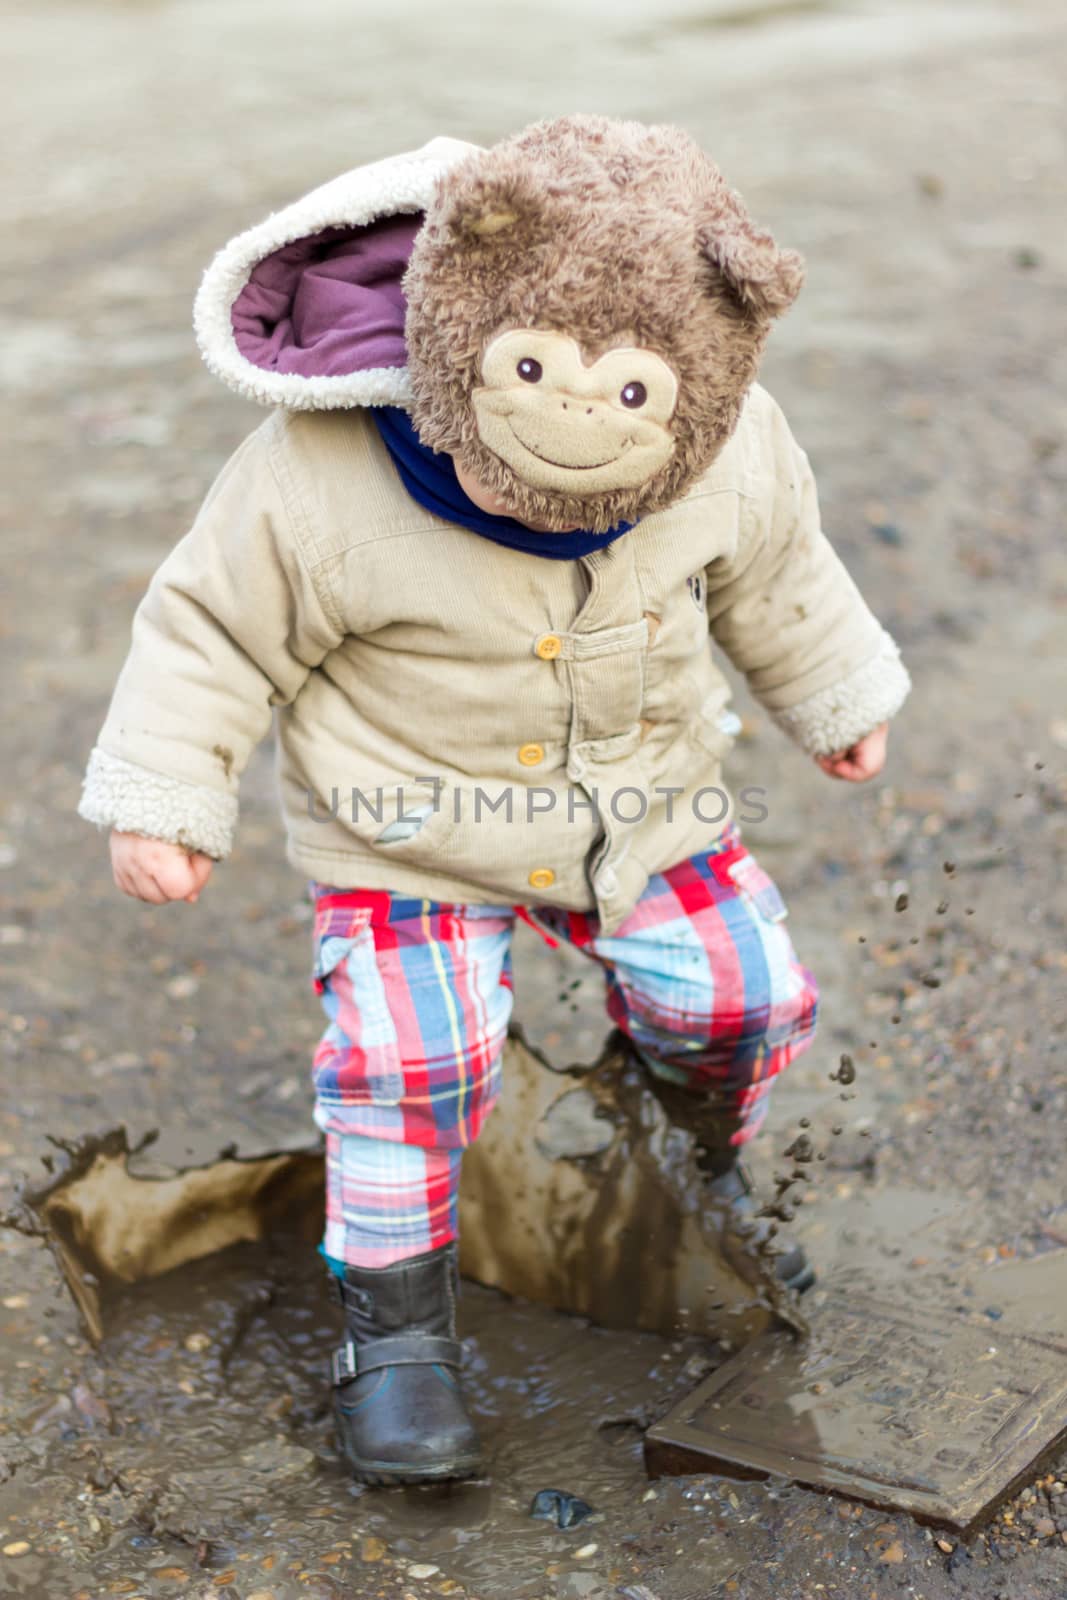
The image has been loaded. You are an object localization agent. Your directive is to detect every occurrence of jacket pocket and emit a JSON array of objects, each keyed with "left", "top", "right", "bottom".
[
  {"left": 687, "top": 696, "right": 741, "bottom": 763},
  {"left": 311, "top": 777, "right": 451, "bottom": 858}
]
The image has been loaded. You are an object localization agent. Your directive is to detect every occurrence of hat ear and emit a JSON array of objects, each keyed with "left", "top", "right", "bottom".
[
  {"left": 432, "top": 158, "right": 543, "bottom": 243},
  {"left": 467, "top": 209, "right": 520, "bottom": 237},
  {"left": 698, "top": 186, "right": 804, "bottom": 321}
]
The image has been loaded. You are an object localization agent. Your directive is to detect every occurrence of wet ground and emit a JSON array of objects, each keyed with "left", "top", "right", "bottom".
[{"left": 2, "top": 0, "right": 1066, "bottom": 1594}]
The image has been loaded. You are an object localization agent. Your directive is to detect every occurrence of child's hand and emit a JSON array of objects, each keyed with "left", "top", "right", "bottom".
[
  {"left": 815, "top": 722, "right": 889, "bottom": 783},
  {"left": 109, "top": 831, "right": 215, "bottom": 904}
]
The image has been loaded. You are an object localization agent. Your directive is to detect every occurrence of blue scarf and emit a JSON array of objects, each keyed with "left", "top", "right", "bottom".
[{"left": 372, "top": 406, "right": 635, "bottom": 559}]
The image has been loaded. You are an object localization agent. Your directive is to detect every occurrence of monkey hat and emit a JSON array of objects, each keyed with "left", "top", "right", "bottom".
[{"left": 196, "top": 115, "right": 803, "bottom": 536}]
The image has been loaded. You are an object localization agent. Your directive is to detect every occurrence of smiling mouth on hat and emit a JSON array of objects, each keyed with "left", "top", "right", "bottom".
[{"left": 506, "top": 422, "right": 629, "bottom": 472}]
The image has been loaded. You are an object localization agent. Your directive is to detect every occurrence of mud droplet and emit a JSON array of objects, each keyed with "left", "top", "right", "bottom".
[
  {"left": 943, "top": 860, "right": 956, "bottom": 875},
  {"left": 833, "top": 1053, "right": 857, "bottom": 1085},
  {"left": 894, "top": 892, "right": 909, "bottom": 912},
  {"left": 212, "top": 743, "right": 235, "bottom": 781},
  {"left": 937, "top": 900, "right": 949, "bottom": 914},
  {"left": 922, "top": 974, "right": 942, "bottom": 989}
]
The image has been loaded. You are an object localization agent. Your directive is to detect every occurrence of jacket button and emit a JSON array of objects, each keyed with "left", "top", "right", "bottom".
[
  {"left": 518, "top": 742, "right": 545, "bottom": 766},
  {"left": 535, "top": 634, "right": 562, "bottom": 660},
  {"left": 528, "top": 867, "right": 555, "bottom": 890}
]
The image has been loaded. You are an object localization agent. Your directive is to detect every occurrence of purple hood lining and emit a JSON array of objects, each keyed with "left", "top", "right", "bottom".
[{"left": 230, "top": 212, "right": 423, "bottom": 380}]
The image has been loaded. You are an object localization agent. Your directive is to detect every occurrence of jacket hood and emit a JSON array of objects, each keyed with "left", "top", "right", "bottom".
[
  {"left": 193, "top": 137, "right": 480, "bottom": 411},
  {"left": 195, "top": 117, "right": 801, "bottom": 538}
]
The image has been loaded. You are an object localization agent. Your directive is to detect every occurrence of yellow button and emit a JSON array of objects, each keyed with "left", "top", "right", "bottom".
[
  {"left": 518, "top": 742, "right": 545, "bottom": 767},
  {"left": 528, "top": 867, "right": 556, "bottom": 890},
  {"left": 535, "top": 634, "right": 563, "bottom": 661}
]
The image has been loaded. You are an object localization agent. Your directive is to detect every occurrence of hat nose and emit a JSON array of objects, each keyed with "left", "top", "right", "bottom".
[{"left": 559, "top": 395, "right": 601, "bottom": 418}]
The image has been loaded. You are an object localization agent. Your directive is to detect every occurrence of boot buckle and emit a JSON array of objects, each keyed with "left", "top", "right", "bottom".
[{"left": 331, "top": 1340, "right": 359, "bottom": 1388}]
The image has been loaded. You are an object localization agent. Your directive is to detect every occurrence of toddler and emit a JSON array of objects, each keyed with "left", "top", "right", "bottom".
[{"left": 81, "top": 116, "right": 910, "bottom": 1483}]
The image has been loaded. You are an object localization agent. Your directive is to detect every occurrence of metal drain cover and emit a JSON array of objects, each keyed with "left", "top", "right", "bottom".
[{"left": 645, "top": 1272, "right": 1067, "bottom": 1534}]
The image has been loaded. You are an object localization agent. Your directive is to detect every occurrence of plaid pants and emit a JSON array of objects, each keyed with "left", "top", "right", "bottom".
[{"left": 311, "top": 824, "right": 818, "bottom": 1268}]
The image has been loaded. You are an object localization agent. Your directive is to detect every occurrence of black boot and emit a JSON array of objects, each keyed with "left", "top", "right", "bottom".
[
  {"left": 698, "top": 1146, "right": 816, "bottom": 1296},
  {"left": 331, "top": 1245, "right": 483, "bottom": 1485},
  {"left": 642, "top": 1069, "right": 816, "bottom": 1296}
]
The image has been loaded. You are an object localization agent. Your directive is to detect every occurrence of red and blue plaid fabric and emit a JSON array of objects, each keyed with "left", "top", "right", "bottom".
[{"left": 311, "top": 825, "right": 818, "bottom": 1268}]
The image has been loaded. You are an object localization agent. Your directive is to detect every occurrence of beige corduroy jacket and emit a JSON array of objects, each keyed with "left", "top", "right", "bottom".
[{"left": 79, "top": 381, "right": 910, "bottom": 934}]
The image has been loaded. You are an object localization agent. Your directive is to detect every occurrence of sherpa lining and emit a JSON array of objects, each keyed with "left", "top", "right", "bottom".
[
  {"left": 771, "top": 629, "right": 912, "bottom": 756},
  {"left": 193, "top": 136, "right": 481, "bottom": 411},
  {"left": 78, "top": 748, "right": 238, "bottom": 860}
]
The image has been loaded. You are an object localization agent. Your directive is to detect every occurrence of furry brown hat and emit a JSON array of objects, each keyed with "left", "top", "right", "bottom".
[{"left": 403, "top": 114, "right": 803, "bottom": 534}]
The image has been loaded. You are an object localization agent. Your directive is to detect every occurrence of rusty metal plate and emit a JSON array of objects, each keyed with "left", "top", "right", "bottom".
[{"left": 645, "top": 1277, "right": 1067, "bottom": 1534}]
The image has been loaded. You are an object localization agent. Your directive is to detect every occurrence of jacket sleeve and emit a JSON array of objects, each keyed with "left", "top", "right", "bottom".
[
  {"left": 703, "top": 390, "right": 911, "bottom": 757},
  {"left": 78, "top": 419, "right": 343, "bottom": 858}
]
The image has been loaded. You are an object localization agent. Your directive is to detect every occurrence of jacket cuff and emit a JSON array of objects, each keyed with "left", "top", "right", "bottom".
[
  {"left": 78, "top": 748, "right": 237, "bottom": 859},
  {"left": 770, "top": 630, "right": 912, "bottom": 757}
]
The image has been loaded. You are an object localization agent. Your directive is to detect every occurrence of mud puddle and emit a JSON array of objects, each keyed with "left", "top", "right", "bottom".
[
  {"left": 5, "top": 1027, "right": 802, "bottom": 1353},
  {"left": 0, "top": 1226, "right": 756, "bottom": 1599},
  {"left": 6, "top": 1176, "right": 1065, "bottom": 1600}
]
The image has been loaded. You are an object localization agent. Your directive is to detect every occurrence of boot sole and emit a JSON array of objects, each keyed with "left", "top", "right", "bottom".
[{"left": 344, "top": 1450, "right": 484, "bottom": 1488}]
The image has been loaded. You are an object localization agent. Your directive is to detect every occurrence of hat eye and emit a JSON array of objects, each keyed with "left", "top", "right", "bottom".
[
  {"left": 620, "top": 381, "right": 647, "bottom": 409},
  {"left": 517, "top": 357, "right": 543, "bottom": 383}
]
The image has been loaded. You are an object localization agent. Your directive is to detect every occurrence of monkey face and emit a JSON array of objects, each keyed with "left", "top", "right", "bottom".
[
  {"left": 473, "top": 330, "right": 678, "bottom": 497},
  {"left": 404, "top": 116, "right": 804, "bottom": 533}
]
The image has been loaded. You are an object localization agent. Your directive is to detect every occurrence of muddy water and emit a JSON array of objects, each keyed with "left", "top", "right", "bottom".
[
  {"left": 4, "top": 1174, "right": 1060, "bottom": 1600},
  {"left": 0, "top": 1071, "right": 807, "bottom": 1597},
  {"left": 0, "top": 1226, "right": 757, "bottom": 1599}
]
